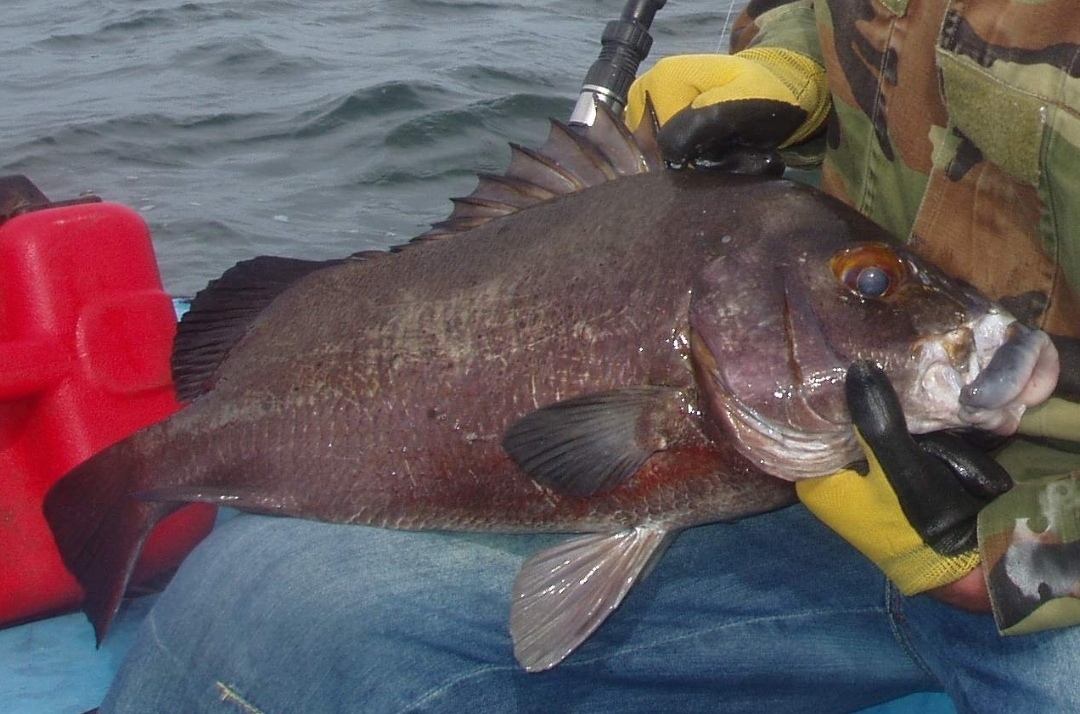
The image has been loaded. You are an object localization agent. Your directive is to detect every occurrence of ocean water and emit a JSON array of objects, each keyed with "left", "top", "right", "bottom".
[{"left": 0, "top": 0, "right": 741, "bottom": 297}]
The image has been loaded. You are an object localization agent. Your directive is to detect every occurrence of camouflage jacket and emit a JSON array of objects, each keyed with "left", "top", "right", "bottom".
[{"left": 732, "top": 0, "right": 1080, "bottom": 634}]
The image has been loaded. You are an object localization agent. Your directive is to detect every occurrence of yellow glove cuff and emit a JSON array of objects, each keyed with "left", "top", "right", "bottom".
[
  {"left": 625, "top": 49, "right": 830, "bottom": 147},
  {"left": 796, "top": 459, "right": 981, "bottom": 595},
  {"left": 734, "top": 47, "right": 831, "bottom": 146}
]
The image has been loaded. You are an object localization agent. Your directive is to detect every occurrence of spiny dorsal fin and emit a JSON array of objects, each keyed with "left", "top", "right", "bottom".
[{"left": 419, "top": 97, "right": 662, "bottom": 240}]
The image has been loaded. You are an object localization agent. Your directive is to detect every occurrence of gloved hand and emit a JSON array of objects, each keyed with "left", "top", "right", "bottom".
[
  {"left": 797, "top": 361, "right": 1014, "bottom": 595},
  {"left": 624, "top": 48, "right": 830, "bottom": 167}
]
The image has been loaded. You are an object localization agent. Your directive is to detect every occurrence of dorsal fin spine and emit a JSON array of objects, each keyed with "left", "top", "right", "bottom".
[{"left": 416, "top": 98, "right": 661, "bottom": 240}]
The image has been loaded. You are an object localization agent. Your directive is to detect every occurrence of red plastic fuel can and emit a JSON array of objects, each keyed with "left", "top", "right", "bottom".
[{"left": 0, "top": 183, "right": 216, "bottom": 626}]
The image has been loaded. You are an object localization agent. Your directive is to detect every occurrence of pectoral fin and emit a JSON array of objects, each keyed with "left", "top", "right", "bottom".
[
  {"left": 501, "top": 386, "right": 690, "bottom": 498},
  {"left": 510, "top": 526, "right": 674, "bottom": 672}
]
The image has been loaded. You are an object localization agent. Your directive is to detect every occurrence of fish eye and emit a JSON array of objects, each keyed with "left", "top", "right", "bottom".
[
  {"left": 855, "top": 266, "right": 890, "bottom": 297},
  {"left": 830, "top": 243, "right": 909, "bottom": 300}
]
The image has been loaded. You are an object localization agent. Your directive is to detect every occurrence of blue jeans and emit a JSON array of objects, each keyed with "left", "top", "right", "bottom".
[{"left": 100, "top": 506, "right": 1080, "bottom": 713}]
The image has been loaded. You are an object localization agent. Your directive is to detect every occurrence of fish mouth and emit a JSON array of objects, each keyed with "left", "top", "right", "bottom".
[{"left": 907, "top": 312, "right": 1059, "bottom": 436}]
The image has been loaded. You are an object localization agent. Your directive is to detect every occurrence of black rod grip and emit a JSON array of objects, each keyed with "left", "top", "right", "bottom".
[{"left": 570, "top": 0, "right": 667, "bottom": 126}]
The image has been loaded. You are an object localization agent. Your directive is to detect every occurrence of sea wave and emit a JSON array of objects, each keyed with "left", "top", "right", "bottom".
[{"left": 0, "top": 0, "right": 738, "bottom": 295}]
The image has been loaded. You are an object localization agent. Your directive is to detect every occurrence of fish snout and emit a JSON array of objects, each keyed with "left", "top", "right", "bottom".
[{"left": 903, "top": 311, "right": 1059, "bottom": 437}]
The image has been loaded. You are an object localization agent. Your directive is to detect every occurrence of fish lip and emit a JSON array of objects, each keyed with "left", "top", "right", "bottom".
[
  {"left": 957, "top": 322, "right": 1059, "bottom": 433},
  {"left": 906, "top": 312, "right": 1060, "bottom": 436}
]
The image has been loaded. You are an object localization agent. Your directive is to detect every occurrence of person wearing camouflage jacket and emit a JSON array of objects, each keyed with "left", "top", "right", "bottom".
[{"left": 630, "top": 0, "right": 1080, "bottom": 641}]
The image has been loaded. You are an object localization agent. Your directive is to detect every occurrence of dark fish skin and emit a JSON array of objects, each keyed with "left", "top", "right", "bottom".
[{"left": 43, "top": 107, "right": 1032, "bottom": 671}]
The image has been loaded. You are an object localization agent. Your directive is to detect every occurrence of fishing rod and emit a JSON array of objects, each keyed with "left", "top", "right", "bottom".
[{"left": 569, "top": 0, "right": 667, "bottom": 127}]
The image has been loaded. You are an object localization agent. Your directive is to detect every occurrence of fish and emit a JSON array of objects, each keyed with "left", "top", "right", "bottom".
[{"left": 44, "top": 100, "right": 1059, "bottom": 672}]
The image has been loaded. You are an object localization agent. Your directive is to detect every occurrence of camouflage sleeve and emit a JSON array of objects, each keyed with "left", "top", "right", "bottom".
[
  {"left": 729, "top": 0, "right": 823, "bottom": 64},
  {"left": 979, "top": 435, "right": 1080, "bottom": 634}
]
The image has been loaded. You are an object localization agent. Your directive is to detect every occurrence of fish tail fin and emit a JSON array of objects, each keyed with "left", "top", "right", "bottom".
[{"left": 44, "top": 441, "right": 181, "bottom": 643}]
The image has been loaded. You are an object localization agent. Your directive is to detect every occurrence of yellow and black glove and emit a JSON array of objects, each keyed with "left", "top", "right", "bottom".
[
  {"left": 624, "top": 48, "right": 830, "bottom": 168},
  {"left": 797, "top": 361, "right": 1014, "bottom": 595}
]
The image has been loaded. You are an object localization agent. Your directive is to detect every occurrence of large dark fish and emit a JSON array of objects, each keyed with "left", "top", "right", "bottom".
[{"left": 45, "top": 102, "right": 1058, "bottom": 672}]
